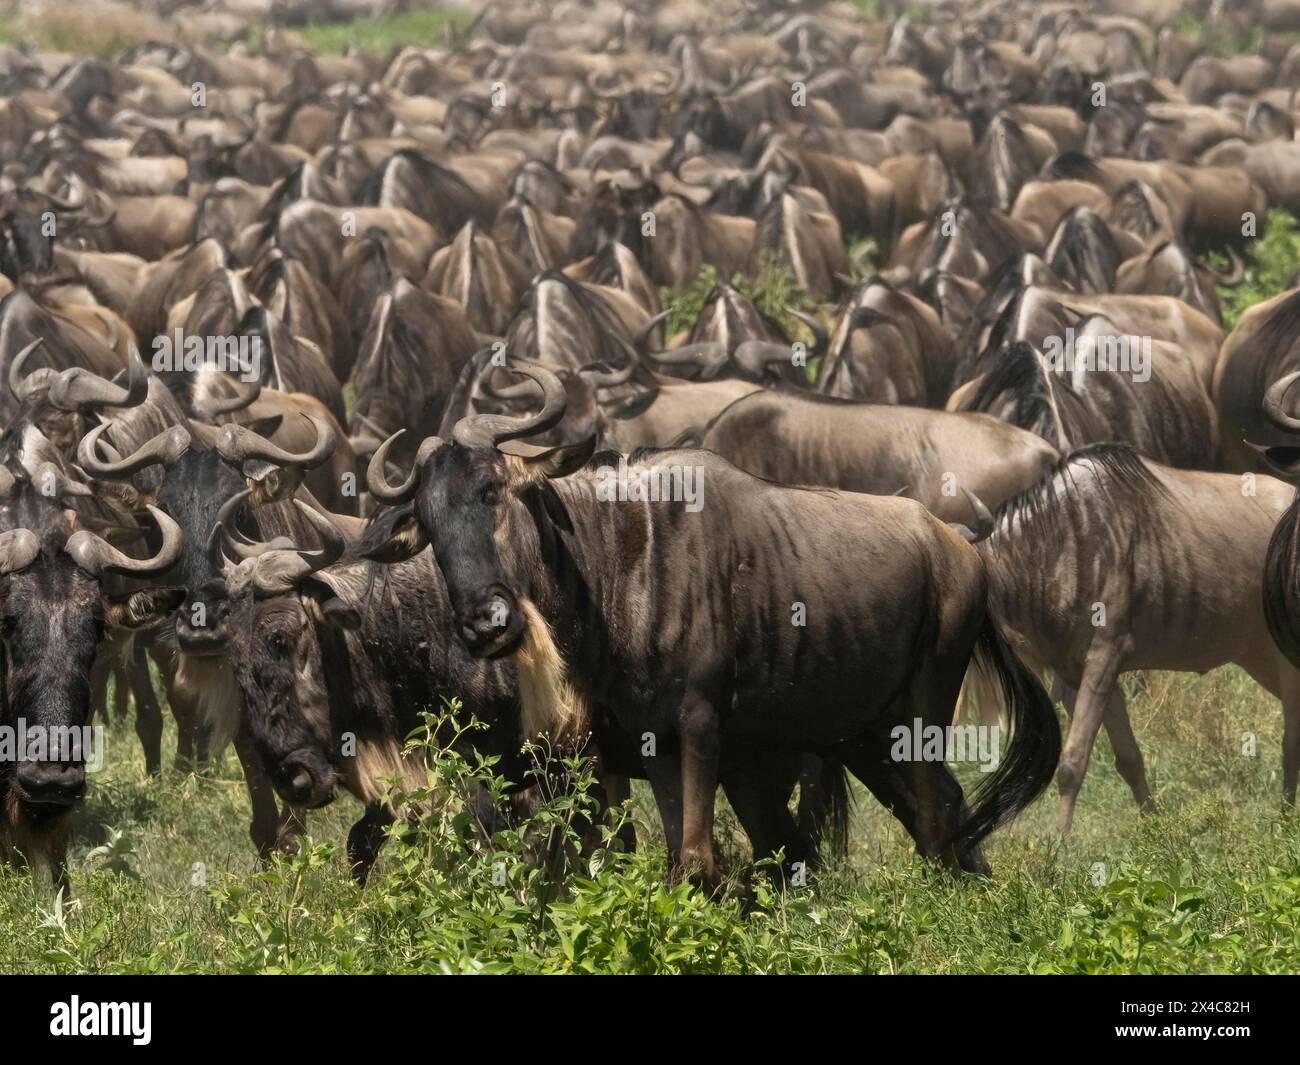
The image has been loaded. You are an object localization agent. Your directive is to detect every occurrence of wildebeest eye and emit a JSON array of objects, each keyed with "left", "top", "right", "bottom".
[{"left": 480, "top": 485, "right": 499, "bottom": 505}]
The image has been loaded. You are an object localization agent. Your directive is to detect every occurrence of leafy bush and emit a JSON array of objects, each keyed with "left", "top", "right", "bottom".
[
  {"left": 1215, "top": 209, "right": 1300, "bottom": 331},
  {"left": 657, "top": 258, "right": 819, "bottom": 343},
  {"left": 2, "top": 667, "right": 1299, "bottom": 973}
]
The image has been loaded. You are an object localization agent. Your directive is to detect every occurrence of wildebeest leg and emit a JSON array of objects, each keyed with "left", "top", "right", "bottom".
[
  {"left": 347, "top": 804, "right": 394, "bottom": 884},
  {"left": 1101, "top": 688, "right": 1153, "bottom": 814},
  {"left": 839, "top": 735, "right": 919, "bottom": 834},
  {"left": 1239, "top": 657, "right": 1300, "bottom": 805},
  {"left": 233, "top": 720, "right": 283, "bottom": 860},
  {"left": 88, "top": 646, "right": 113, "bottom": 725},
  {"left": 678, "top": 693, "right": 721, "bottom": 888},
  {"left": 642, "top": 751, "right": 685, "bottom": 868},
  {"left": 128, "top": 640, "right": 164, "bottom": 776},
  {"left": 1051, "top": 674, "right": 1077, "bottom": 716},
  {"left": 168, "top": 681, "right": 200, "bottom": 773},
  {"left": 1057, "top": 641, "right": 1125, "bottom": 833},
  {"left": 1281, "top": 669, "right": 1300, "bottom": 806},
  {"left": 111, "top": 663, "right": 130, "bottom": 721},
  {"left": 793, "top": 754, "right": 836, "bottom": 860},
  {"left": 722, "top": 762, "right": 805, "bottom": 882}
]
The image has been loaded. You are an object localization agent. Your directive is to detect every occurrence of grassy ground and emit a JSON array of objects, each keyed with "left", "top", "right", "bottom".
[
  {"left": 0, "top": 4, "right": 470, "bottom": 58},
  {"left": 270, "top": 7, "right": 470, "bottom": 55},
  {"left": 1, "top": 666, "right": 1297, "bottom": 973}
]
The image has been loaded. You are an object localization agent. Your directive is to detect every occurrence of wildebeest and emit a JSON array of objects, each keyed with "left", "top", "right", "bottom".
[
  {"left": 700, "top": 389, "right": 1059, "bottom": 525},
  {"left": 976, "top": 444, "right": 1300, "bottom": 829},
  {"left": 362, "top": 364, "right": 1061, "bottom": 885},
  {"left": 0, "top": 404, "right": 182, "bottom": 885}
]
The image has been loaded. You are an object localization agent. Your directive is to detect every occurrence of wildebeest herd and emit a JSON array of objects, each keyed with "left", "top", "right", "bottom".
[{"left": 4, "top": 0, "right": 1300, "bottom": 897}]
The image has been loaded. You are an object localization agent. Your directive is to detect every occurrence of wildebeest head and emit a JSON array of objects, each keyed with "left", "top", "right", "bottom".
[
  {"left": 0, "top": 412, "right": 182, "bottom": 815},
  {"left": 364, "top": 364, "right": 591, "bottom": 659},
  {"left": 0, "top": 187, "right": 114, "bottom": 283},
  {"left": 75, "top": 373, "right": 336, "bottom": 657},
  {"left": 211, "top": 497, "right": 350, "bottom": 807}
]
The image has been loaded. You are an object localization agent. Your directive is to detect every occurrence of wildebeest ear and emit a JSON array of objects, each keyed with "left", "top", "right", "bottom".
[
  {"left": 357, "top": 504, "right": 427, "bottom": 564},
  {"left": 509, "top": 436, "right": 597, "bottom": 485},
  {"left": 103, "top": 587, "right": 187, "bottom": 629},
  {"left": 301, "top": 577, "right": 362, "bottom": 630}
]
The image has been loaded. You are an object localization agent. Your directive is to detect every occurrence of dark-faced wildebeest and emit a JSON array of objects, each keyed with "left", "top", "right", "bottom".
[
  {"left": 0, "top": 413, "right": 183, "bottom": 886},
  {"left": 362, "top": 364, "right": 1061, "bottom": 886}
]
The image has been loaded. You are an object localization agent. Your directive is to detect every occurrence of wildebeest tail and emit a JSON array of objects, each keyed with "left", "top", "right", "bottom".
[
  {"left": 949, "top": 619, "right": 1061, "bottom": 852},
  {"left": 1263, "top": 493, "right": 1300, "bottom": 671}
]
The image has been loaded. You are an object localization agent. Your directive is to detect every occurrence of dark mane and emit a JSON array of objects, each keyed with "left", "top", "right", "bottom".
[
  {"left": 1042, "top": 151, "right": 1106, "bottom": 183},
  {"left": 991, "top": 441, "right": 1171, "bottom": 540}
]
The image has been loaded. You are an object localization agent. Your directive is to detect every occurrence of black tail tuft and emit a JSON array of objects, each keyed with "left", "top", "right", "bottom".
[{"left": 949, "top": 620, "right": 1061, "bottom": 852}]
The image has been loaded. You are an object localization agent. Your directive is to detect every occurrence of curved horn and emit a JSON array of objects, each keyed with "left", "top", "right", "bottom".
[
  {"left": 213, "top": 413, "right": 336, "bottom": 470},
  {"left": 634, "top": 307, "right": 673, "bottom": 356},
  {"left": 32, "top": 460, "right": 93, "bottom": 501},
  {"left": 194, "top": 375, "right": 263, "bottom": 417},
  {"left": 0, "top": 528, "right": 40, "bottom": 575},
  {"left": 648, "top": 65, "right": 683, "bottom": 97},
  {"left": 96, "top": 311, "right": 119, "bottom": 352},
  {"left": 733, "top": 340, "right": 797, "bottom": 378},
  {"left": 248, "top": 501, "right": 347, "bottom": 595},
  {"left": 209, "top": 488, "right": 295, "bottom": 564},
  {"left": 645, "top": 341, "right": 728, "bottom": 379},
  {"left": 7, "top": 339, "right": 56, "bottom": 403},
  {"left": 1264, "top": 371, "right": 1300, "bottom": 433},
  {"left": 78, "top": 422, "right": 191, "bottom": 480},
  {"left": 366, "top": 431, "right": 441, "bottom": 504},
  {"left": 48, "top": 342, "right": 149, "bottom": 412},
  {"left": 789, "top": 308, "right": 828, "bottom": 359},
  {"left": 452, "top": 363, "right": 568, "bottom": 448},
  {"left": 1207, "top": 245, "right": 1244, "bottom": 287},
  {"left": 585, "top": 70, "right": 626, "bottom": 99},
  {"left": 65, "top": 504, "right": 183, "bottom": 578},
  {"left": 580, "top": 359, "right": 637, "bottom": 390},
  {"left": 479, "top": 360, "right": 569, "bottom": 401},
  {"left": 955, "top": 488, "right": 995, "bottom": 543}
]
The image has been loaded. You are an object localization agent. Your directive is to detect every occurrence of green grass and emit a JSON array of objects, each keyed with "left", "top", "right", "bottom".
[
  {"left": 246, "top": 7, "right": 470, "bottom": 56},
  {"left": 1214, "top": 208, "right": 1300, "bottom": 331},
  {"left": 1, "top": 667, "right": 1298, "bottom": 973}
]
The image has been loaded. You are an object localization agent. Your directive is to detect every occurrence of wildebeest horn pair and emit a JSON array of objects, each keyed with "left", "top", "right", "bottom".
[
  {"left": 453, "top": 361, "right": 567, "bottom": 447},
  {"left": 194, "top": 376, "right": 263, "bottom": 417},
  {"left": 214, "top": 413, "right": 337, "bottom": 470},
  {"left": 367, "top": 363, "right": 569, "bottom": 505},
  {"left": 210, "top": 497, "right": 346, "bottom": 595}
]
